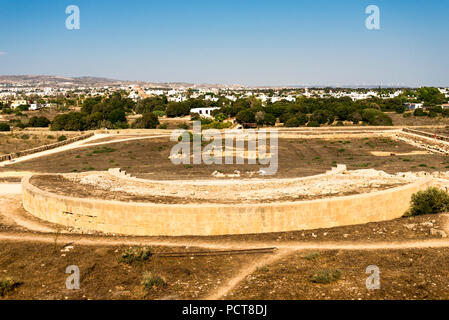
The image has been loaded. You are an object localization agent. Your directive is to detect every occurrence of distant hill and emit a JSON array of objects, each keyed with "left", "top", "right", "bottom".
[
  {"left": 0, "top": 75, "right": 125, "bottom": 87},
  {"left": 0, "top": 75, "right": 241, "bottom": 89}
]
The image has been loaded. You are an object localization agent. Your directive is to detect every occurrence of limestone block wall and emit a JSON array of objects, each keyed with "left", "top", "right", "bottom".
[{"left": 22, "top": 176, "right": 433, "bottom": 236}]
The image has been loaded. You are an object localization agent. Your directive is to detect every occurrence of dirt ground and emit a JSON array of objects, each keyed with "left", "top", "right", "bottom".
[
  {"left": 418, "top": 127, "right": 449, "bottom": 136},
  {"left": 388, "top": 113, "right": 449, "bottom": 126},
  {"left": 1, "top": 190, "right": 449, "bottom": 300},
  {"left": 0, "top": 132, "right": 80, "bottom": 155},
  {"left": 2, "top": 136, "right": 449, "bottom": 179},
  {"left": 194, "top": 213, "right": 449, "bottom": 243},
  {"left": 158, "top": 118, "right": 193, "bottom": 130},
  {"left": 227, "top": 248, "right": 449, "bottom": 300},
  {"left": 3, "top": 128, "right": 449, "bottom": 301},
  {"left": 0, "top": 242, "right": 262, "bottom": 300}
]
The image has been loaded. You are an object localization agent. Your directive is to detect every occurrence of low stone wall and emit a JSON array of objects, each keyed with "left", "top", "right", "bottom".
[
  {"left": 107, "top": 164, "right": 348, "bottom": 186},
  {"left": 403, "top": 128, "right": 449, "bottom": 142},
  {"left": 22, "top": 175, "right": 434, "bottom": 236},
  {"left": 0, "top": 133, "right": 94, "bottom": 162}
]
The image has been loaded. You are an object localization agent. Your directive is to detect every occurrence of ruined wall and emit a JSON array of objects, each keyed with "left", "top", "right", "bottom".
[
  {"left": 22, "top": 176, "right": 433, "bottom": 236},
  {"left": 403, "top": 128, "right": 449, "bottom": 142}
]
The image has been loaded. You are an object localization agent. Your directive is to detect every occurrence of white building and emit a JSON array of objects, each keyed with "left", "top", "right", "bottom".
[
  {"left": 30, "top": 103, "right": 49, "bottom": 111},
  {"left": 406, "top": 103, "right": 423, "bottom": 110},
  {"left": 10, "top": 100, "right": 27, "bottom": 108},
  {"left": 190, "top": 107, "right": 220, "bottom": 118}
]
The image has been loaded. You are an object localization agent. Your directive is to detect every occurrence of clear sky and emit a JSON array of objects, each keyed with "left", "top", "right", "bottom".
[{"left": 1, "top": 0, "right": 448, "bottom": 87}]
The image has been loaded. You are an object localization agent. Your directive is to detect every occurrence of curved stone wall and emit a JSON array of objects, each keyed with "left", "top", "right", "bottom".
[{"left": 22, "top": 176, "right": 433, "bottom": 236}]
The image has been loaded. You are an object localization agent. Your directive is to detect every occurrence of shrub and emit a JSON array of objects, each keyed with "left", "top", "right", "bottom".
[
  {"left": 142, "top": 272, "right": 166, "bottom": 291},
  {"left": 16, "top": 122, "right": 27, "bottom": 129},
  {"left": 177, "top": 122, "right": 189, "bottom": 130},
  {"left": 311, "top": 269, "right": 342, "bottom": 284},
  {"left": 0, "top": 278, "right": 20, "bottom": 296},
  {"left": 307, "top": 120, "right": 320, "bottom": 127},
  {"left": 349, "top": 112, "right": 362, "bottom": 124},
  {"left": 214, "top": 113, "right": 227, "bottom": 122},
  {"left": 58, "top": 135, "right": 67, "bottom": 142},
  {"left": 413, "top": 108, "right": 428, "bottom": 117},
  {"left": 296, "top": 113, "right": 309, "bottom": 126},
  {"left": 202, "top": 121, "right": 232, "bottom": 129},
  {"left": 303, "top": 252, "right": 320, "bottom": 261},
  {"left": 0, "top": 122, "right": 10, "bottom": 131},
  {"left": 406, "top": 187, "right": 449, "bottom": 217},
  {"left": 198, "top": 116, "right": 213, "bottom": 125},
  {"left": 257, "top": 265, "right": 269, "bottom": 272},
  {"left": 190, "top": 112, "right": 201, "bottom": 121},
  {"left": 152, "top": 110, "right": 165, "bottom": 118},
  {"left": 92, "top": 146, "right": 116, "bottom": 154},
  {"left": 361, "top": 109, "right": 393, "bottom": 126},
  {"left": 119, "top": 247, "right": 153, "bottom": 264}
]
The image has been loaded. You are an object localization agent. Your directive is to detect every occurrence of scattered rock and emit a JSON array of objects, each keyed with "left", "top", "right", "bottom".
[
  {"left": 61, "top": 245, "right": 74, "bottom": 252},
  {"left": 430, "top": 228, "right": 447, "bottom": 238},
  {"left": 421, "top": 222, "right": 434, "bottom": 228}
]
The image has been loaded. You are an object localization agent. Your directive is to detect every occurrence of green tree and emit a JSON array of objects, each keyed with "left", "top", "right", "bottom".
[
  {"left": 417, "top": 87, "right": 446, "bottom": 105},
  {"left": 285, "top": 117, "right": 301, "bottom": 127},
  {"left": 133, "top": 112, "right": 160, "bottom": 129},
  {"left": 263, "top": 113, "right": 277, "bottom": 126},
  {"left": 28, "top": 116, "right": 50, "bottom": 128},
  {"left": 235, "top": 110, "right": 255, "bottom": 124}
]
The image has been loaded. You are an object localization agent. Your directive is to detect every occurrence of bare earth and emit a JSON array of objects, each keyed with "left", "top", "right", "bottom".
[
  {"left": 2, "top": 128, "right": 449, "bottom": 300},
  {"left": 3, "top": 137, "right": 449, "bottom": 180}
]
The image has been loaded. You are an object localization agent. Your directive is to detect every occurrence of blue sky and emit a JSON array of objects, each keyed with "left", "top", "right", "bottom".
[{"left": 1, "top": 0, "right": 448, "bottom": 86}]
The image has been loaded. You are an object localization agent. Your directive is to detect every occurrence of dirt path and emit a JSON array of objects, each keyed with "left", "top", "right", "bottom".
[
  {"left": 205, "top": 249, "right": 293, "bottom": 300},
  {"left": 2, "top": 231, "right": 449, "bottom": 251},
  {"left": 0, "top": 195, "right": 57, "bottom": 233},
  {"left": 0, "top": 183, "right": 21, "bottom": 195},
  {"left": 79, "top": 134, "right": 171, "bottom": 148}
]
